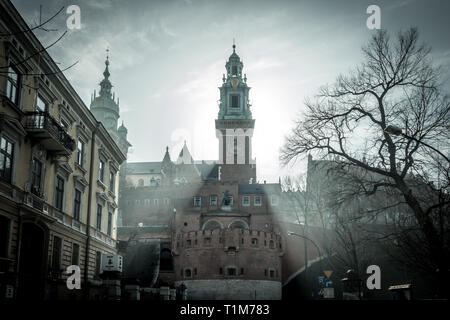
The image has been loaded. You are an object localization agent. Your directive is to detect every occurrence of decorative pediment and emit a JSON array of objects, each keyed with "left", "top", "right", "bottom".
[
  {"left": 109, "top": 159, "right": 119, "bottom": 172},
  {"left": 34, "top": 76, "right": 58, "bottom": 103},
  {"left": 55, "top": 160, "right": 73, "bottom": 180},
  {"left": 76, "top": 123, "right": 90, "bottom": 142},
  {"left": 96, "top": 191, "right": 108, "bottom": 205},
  {"left": 108, "top": 200, "right": 118, "bottom": 211},
  {"left": 73, "top": 174, "right": 88, "bottom": 192},
  {"left": 0, "top": 114, "right": 27, "bottom": 137},
  {"left": 98, "top": 145, "right": 111, "bottom": 162},
  {"left": 58, "top": 103, "right": 77, "bottom": 125}
]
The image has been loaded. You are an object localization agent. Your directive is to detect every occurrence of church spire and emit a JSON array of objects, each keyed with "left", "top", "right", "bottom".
[{"left": 99, "top": 48, "right": 113, "bottom": 98}]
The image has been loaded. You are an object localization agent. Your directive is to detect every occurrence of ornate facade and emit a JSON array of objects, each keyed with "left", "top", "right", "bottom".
[{"left": 0, "top": 1, "right": 126, "bottom": 300}]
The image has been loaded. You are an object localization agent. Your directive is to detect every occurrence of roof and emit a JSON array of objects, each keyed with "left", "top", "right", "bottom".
[
  {"left": 196, "top": 163, "right": 219, "bottom": 180},
  {"left": 238, "top": 183, "right": 281, "bottom": 194},
  {"left": 127, "top": 162, "right": 162, "bottom": 174}
]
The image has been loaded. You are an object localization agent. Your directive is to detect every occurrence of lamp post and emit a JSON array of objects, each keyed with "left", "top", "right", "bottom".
[
  {"left": 384, "top": 125, "right": 450, "bottom": 164},
  {"left": 287, "top": 231, "right": 324, "bottom": 298}
]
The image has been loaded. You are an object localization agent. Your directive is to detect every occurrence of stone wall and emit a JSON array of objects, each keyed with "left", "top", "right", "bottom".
[{"left": 175, "top": 279, "right": 281, "bottom": 300}]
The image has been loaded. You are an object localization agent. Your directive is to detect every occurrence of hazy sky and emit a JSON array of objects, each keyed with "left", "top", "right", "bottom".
[{"left": 11, "top": 0, "right": 450, "bottom": 182}]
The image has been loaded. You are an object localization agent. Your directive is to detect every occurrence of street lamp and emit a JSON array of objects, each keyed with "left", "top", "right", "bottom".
[
  {"left": 384, "top": 125, "right": 450, "bottom": 164},
  {"left": 287, "top": 231, "right": 322, "bottom": 263},
  {"left": 287, "top": 231, "right": 324, "bottom": 298}
]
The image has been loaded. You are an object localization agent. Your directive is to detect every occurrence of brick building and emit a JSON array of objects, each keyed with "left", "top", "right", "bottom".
[{"left": 118, "top": 44, "right": 284, "bottom": 300}]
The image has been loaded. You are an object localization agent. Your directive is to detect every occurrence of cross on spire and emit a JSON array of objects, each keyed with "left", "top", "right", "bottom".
[{"left": 232, "top": 38, "right": 236, "bottom": 52}]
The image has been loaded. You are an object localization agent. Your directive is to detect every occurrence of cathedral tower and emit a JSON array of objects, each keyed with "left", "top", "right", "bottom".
[
  {"left": 215, "top": 43, "right": 256, "bottom": 182},
  {"left": 90, "top": 51, "right": 131, "bottom": 156}
]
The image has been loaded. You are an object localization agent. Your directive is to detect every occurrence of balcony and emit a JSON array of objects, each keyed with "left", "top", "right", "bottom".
[{"left": 23, "top": 111, "right": 76, "bottom": 155}]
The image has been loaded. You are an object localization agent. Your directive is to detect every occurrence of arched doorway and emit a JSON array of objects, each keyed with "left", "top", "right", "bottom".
[
  {"left": 160, "top": 249, "right": 173, "bottom": 271},
  {"left": 18, "top": 222, "right": 47, "bottom": 300}
]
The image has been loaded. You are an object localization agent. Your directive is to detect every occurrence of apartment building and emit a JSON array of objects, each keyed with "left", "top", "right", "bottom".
[{"left": 0, "top": 1, "right": 126, "bottom": 300}]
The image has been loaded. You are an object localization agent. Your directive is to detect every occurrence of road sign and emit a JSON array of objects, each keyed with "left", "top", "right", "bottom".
[{"left": 323, "top": 287, "right": 335, "bottom": 299}]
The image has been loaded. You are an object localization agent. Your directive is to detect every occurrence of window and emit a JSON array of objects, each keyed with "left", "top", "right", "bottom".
[
  {"left": 271, "top": 195, "right": 279, "bottom": 206},
  {"left": 240, "top": 268, "right": 244, "bottom": 275},
  {"left": 269, "top": 240, "right": 275, "bottom": 249},
  {"left": 231, "top": 95, "right": 239, "bottom": 108},
  {"left": 52, "top": 236, "right": 62, "bottom": 270},
  {"left": 186, "top": 239, "right": 192, "bottom": 247},
  {"left": 219, "top": 267, "right": 223, "bottom": 275},
  {"left": 210, "top": 195, "right": 217, "bottom": 206},
  {"left": 95, "top": 251, "right": 102, "bottom": 276},
  {"left": 185, "top": 269, "right": 192, "bottom": 277},
  {"left": 144, "top": 199, "right": 150, "bottom": 206},
  {"left": 0, "top": 136, "right": 14, "bottom": 183},
  {"left": 232, "top": 65, "right": 237, "bottom": 76},
  {"left": 193, "top": 196, "right": 201, "bottom": 207},
  {"left": 264, "top": 269, "right": 267, "bottom": 276},
  {"left": 71, "top": 243, "right": 80, "bottom": 265},
  {"left": 251, "top": 238, "right": 258, "bottom": 246},
  {"left": 6, "top": 66, "right": 20, "bottom": 104},
  {"left": 227, "top": 267, "right": 236, "bottom": 276},
  {"left": 99, "top": 160, "right": 105, "bottom": 182},
  {"left": 55, "top": 176, "right": 64, "bottom": 211},
  {"left": 31, "top": 158, "right": 42, "bottom": 192},
  {"left": 254, "top": 196, "right": 262, "bottom": 206},
  {"left": 96, "top": 204, "right": 102, "bottom": 230},
  {"left": 241, "top": 238, "right": 244, "bottom": 244},
  {"left": 269, "top": 269, "right": 275, "bottom": 278},
  {"left": 154, "top": 199, "right": 159, "bottom": 205},
  {"left": 36, "top": 95, "right": 46, "bottom": 111},
  {"left": 107, "top": 212, "right": 113, "bottom": 236},
  {"left": 204, "top": 237, "right": 211, "bottom": 245},
  {"left": 73, "top": 189, "right": 81, "bottom": 221},
  {"left": 229, "top": 196, "right": 233, "bottom": 206},
  {"left": 242, "top": 196, "right": 250, "bottom": 206},
  {"left": 194, "top": 268, "right": 197, "bottom": 276},
  {"left": 109, "top": 171, "right": 115, "bottom": 191},
  {"left": 76, "top": 140, "right": 85, "bottom": 167},
  {"left": 164, "top": 198, "right": 169, "bottom": 205}
]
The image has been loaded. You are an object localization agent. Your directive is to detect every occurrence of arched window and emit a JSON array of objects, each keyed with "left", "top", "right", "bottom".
[
  {"left": 228, "top": 220, "right": 249, "bottom": 230},
  {"left": 160, "top": 249, "right": 173, "bottom": 271},
  {"left": 202, "top": 220, "right": 222, "bottom": 230},
  {"left": 150, "top": 177, "right": 156, "bottom": 186}
]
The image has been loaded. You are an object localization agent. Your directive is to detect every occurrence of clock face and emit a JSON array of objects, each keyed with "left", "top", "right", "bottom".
[{"left": 231, "top": 78, "right": 239, "bottom": 89}]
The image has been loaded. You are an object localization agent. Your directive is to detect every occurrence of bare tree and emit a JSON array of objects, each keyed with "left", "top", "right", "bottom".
[{"left": 281, "top": 28, "right": 450, "bottom": 297}]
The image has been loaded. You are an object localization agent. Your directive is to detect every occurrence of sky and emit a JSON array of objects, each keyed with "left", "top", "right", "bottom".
[{"left": 11, "top": 0, "right": 450, "bottom": 182}]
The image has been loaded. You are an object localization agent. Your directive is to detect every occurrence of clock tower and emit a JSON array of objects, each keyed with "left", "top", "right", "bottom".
[{"left": 215, "top": 43, "right": 256, "bottom": 182}]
